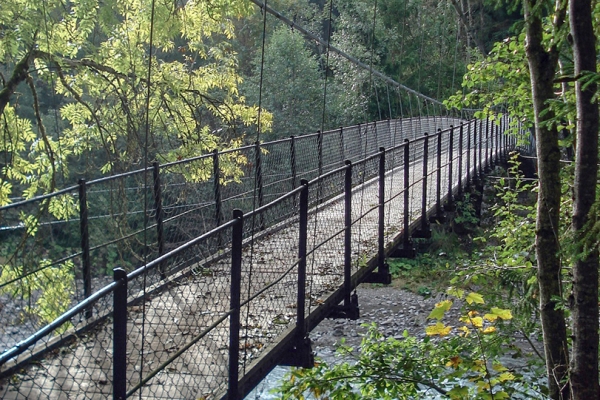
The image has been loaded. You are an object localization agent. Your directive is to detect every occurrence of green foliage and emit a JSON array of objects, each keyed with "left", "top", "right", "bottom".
[
  {"left": 0, "top": 260, "right": 75, "bottom": 330},
  {"left": 275, "top": 293, "right": 545, "bottom": 400},
  {"left": 453, "top": 193, "right": 480, "bottom": 229},
  {"left": 1, "top": 0, "right": 268, "bottom": 203},
  {"left": 244, "top": 26, "right": 323, "bottom": 139}
]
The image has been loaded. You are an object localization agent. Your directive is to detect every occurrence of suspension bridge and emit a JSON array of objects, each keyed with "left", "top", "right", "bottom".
[
  {"left": 0, "top": 0, "right": 525, "bottom": 399},
  {"left": 0, "top": 115, "right": 519, "bottom": 399}
]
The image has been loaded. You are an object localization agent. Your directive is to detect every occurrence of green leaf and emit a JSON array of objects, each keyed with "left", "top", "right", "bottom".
[
  {"left": 427, "top": 300, "right": 453, "bottom": 320},
  {"left": 465, "top": 292, "right": 485, "bottom": 305}
]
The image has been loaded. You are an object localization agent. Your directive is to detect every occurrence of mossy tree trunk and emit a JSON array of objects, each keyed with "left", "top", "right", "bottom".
[
  {"left": 523, "top": 1, "right": 570, "bottom": 399},
  {"left": 569, "top": 0, "right": 599, "bottom": 398}
]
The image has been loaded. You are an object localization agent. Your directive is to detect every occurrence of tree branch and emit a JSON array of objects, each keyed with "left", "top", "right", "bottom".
[
  {"left": 0, "top": 50, "right": 34, "bottom": 117},
  {"left": 25, "top": 74, "right": 56, "bottom": 192},
  {"left": 448, "top": 0, "right": 487, "bottom": 56}
]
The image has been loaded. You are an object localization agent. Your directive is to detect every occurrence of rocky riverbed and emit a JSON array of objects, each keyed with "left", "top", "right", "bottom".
[{"left": 246, "top": 280, "right": 543, "bottom": 399}]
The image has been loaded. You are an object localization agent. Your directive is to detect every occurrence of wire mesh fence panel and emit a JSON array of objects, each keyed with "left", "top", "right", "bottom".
[
  {"left": 383, "top": 142, "right": 406, "bottom": 245},
  {"left": 294, "top": 134, "right": 321, "bottom": 183},
  {"left": 350, "top": 156, "right": 381, "bottom": 275},
  {"left": 124, "top": 223, "right": 234, "bottom": 399},
  {"left": 408, "top": 138, "right": 426, "bottom": 225},
  {"left": 159, "top": 156, "right": 217, "bottom": 253},
  {"left": 303, "top": 169, "right": 346, "bottom": 306},
  {"left": 237, "top": 191, "right": 302, "bottom": 372},
  {"left": 87, "top": 174, "right": 156, "bottom": 277},
  {"left": 374, "top": 120, "right": 393, "bottom": 151},
  {"left": 362, "top": 122, "right": 380, "bottom": 158},
  {"left": 260, "top": 140, "right": 295, "bottom": 205},
  {"left": 0, "top": 284, "right": 117, "bottom": 400},
  {"left": 219, "top": 146, "right": 261, "bottom": 217},
  {"left": 321, "top": 129, "right": 345, "bottom": 174},
  {"left": 341, "top": 124, "right": 364, "bottom": 162},
  {"left": 0, "top": 189, "right": 82, "bottom": 353},
  {"left": 422, "top": 135, "right": 438, "bottom": 216}
]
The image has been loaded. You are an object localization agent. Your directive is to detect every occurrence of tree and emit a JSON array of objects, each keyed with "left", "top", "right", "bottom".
[
  {"left": 244, "top": 26, "right": 323, "bottom": 139},
  {"left": 569, "top": 0, "right": 599, "bottom": 397},
  {"left": 522, "top": 1, "right": 570, "bottom": 398},
  {"left": 0, "top": 0, "right": 266, "bottom": 203}
]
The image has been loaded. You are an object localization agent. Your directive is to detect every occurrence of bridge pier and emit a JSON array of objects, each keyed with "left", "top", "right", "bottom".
[
  {"left": 330, "top": 291, "right": 360, "bottom": 320},
  {"left": 279, "top": 336, "right": 314, "bottom": 368}
]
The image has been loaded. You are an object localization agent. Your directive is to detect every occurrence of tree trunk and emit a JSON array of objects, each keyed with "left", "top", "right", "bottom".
[
  {"left": 569, "top": 0, "right": 599, "bottom": 398},
  {"left": 523, "top": 1, "right": 570, "bottom": 399},
  {"left": 449, "top": 0, "right": 487, "bottom": 56}
]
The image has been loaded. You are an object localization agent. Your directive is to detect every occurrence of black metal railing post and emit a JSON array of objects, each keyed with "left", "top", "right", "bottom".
[
  {"left": 446, "top": 125, "right": 455, "bottom": 210},
  {"left": 466, "top": 121, "right": 472, "bottom": 187},
  {"left": 458, "top": 123, "right": 464, "bottom": 199},
  {"left": 152, "top": 163, "right": 166, "bottom": 279},
  {"left": 389, "top": 138, "right": 416, "bottom": 258},
  {"left": 317, "top": 130, "right": 323, "bottom": 176},
  {"left": 435, "top": 129, "right": 443, "bottom": 218},
  {"left": 358, "top": 123, "right": 364, "bottom": 159},
  {"left": 338, "top": 127, "right": 345, "bottom": 164},
  {"left": 331, "top": 161, "right": 360, "bottom": 319},
  {"left": 473, "top": 120, "right": 478, "bottom": 182},
  {"left": 377, "top": 148, "right": 390, "bottom": 281},
  {"left": 418, "top": 134, "right": 430, "bottom": 232},
  {"left": 297, "top": 180, "right": 309, "bottom": 336},
  {"left": 78, "top": 179, "right": 92, "bottom": 318},
  {"left": 379, "top": 148, "right": 386, "bottom": 268},
  {"left": 485, "top": 115, "right": 490, "bottom": 171},
  {"left": 495, "top": 120, "right": 500, "bottom": 165},
  {"left": 290, "top": 136, "right": 297, "bottom": 204},
  {"left": 478, "top": 119, "right": 483, "bottom": 178},
  {"left": 113, "top": 267, "right": 127, "bottom": 400},
  {"left": 344, "top": 160, "right": 353, "bottom": 310},
  {"left": 213, "top": 150, "right": 223, "bottom": 228},
  {"left": 255, "top": 142, "right": 264, "bottom": 229},
  {"left": 403, "top": 139, "right": 411, "bottom": 247},
  {"left": 229, "top": 209, "right": 243, "bottom": 400},
  {"left": 364, "top": 148, "right": 392, "bottom": 284}
]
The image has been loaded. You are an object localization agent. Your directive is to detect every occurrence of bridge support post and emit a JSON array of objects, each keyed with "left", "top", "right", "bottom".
[
  {"left": 78, "top": 179, "right": 92, "bottom": 318},
  {"left": 365, "top": 148, "right": 392, "bottom": 284},
  {"left": 331, "top": 161, "right": 360, "bottom": 320},
  {"left": 445, "top": 126, "right": 456, "bottom": 212},
  {"left": 213, "top": 150, "right": 223, "bottom": 228},
  {"left": 457, "top": 123, "right": 464, "bottom": 199},
  {"left": 228, "top": 210, "right": 243, "bottom": 400},
  {"left": 485, "top": 115, "right": 491, "bottom": 173},
  {"left": 414, "top": 135, "right": 432, "bottom": 238},
  {"left": 290, "top": 136, "right": 297, "bottom": 206},
  {"left": 317, "top": 130, "right": 323, "bottom": 176},
  {"left": 113, "top": 268, "right": 127, "bottom": 400},
  {"left": 432, "top": 129, "right": 446, "bottom": 222},
  {"left": 254, "top": 142, "right": 265, "bottom": 230},
  {"left": 466, "top": 121, "right": 472, "bottom": 190},
  {"left": 280, "top": 180, "right": 314, "bottom": 367},
  {"left": 391, "top": 139, "right": 416, "bottom": 258},
  {"left": 338, "top": 127, "right": 345, "bottom": 163},
  {"left": 153, "top": 162, "right": 166, "bottom": 279},
  {"left": 478, "top": 119, "right": 484, "bottom": 180}
]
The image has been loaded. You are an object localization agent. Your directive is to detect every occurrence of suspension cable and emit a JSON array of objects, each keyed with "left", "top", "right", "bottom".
[
  {"left": 244, "top": 0, "right": 453, "bottom": 108},
  {"left": 244, "top": 0, "right": 269, "bottom": 373},
  {"left": 140, "top": 0, "right": 157, "bottom": 396}
]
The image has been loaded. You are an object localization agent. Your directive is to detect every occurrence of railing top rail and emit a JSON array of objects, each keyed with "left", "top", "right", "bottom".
[
  {"left": 0, "top": 185, "right": 79, "bottom": 212},
  {"left": 0, "top": 279, "right": 120, "bottom": 365},
  {"left": 127, "top": 219, "right": 237, "bottom": 281},
  {"left": 0, "top": 116, "right": 473, "bottom": 211}
]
